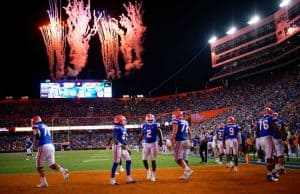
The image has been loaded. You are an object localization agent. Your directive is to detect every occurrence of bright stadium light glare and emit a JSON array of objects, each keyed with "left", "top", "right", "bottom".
[
  {"left": 247, "top": 15, "right": 260, "bottom": 25},
  {"left": 226, "top": 26, "right": 237, "bottom": 35},
  {"left": 280, "top": 0, "right": 291, "bottom": 7},
  {"left": 208, "top": 36, "right": 217, "bottom": 44}
]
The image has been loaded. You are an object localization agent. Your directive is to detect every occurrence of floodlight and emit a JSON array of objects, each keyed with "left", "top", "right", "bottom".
[
  {"left": 208, "top": 36, "right": 217, "bottom": 44},
  {"left": 248, "top": 15, "right": 260, "bottom": 25},
  {"left": 280, "top": 0, "right": 291, "bottom": 7},
  {"left": 226, "top": 26, "right": 237, "bottom": 35}
]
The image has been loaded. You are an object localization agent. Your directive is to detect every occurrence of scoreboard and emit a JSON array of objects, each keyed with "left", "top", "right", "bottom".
[{"left": 40, "top": 80, "right": 112, "bottom": 98}]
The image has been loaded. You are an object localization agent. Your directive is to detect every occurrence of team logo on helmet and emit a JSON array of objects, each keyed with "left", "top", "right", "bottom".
[
  {"left": 172, "top": 111, "right": 183, "bottom": 120},
  {"left": 227, "top": 116, "right": 235, "bottom": 124},
  {"left": 263, "top": 107, "right": 273, "bottom": 116},
  {"left": 31, "top": 115, "right": 42, "bottom": 125},
  {"left": 114, "top": 115, "right": 127, "bottom": 125}
]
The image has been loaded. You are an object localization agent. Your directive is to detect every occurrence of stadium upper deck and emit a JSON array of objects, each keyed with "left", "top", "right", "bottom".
[{"left": 209, "top": 0, "right": 300, "bottom": 81}]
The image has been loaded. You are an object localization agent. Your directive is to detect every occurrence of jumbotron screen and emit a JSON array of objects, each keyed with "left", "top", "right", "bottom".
[{"left": 40, "top": 80, "right": 112, "bottom": 98}]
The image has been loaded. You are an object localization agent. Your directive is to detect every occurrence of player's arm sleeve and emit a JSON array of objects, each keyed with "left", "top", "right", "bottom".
[
  {"left": 272, "top": 120, "right": 280, "bottom": 136},
  {"left": 171, "top": 123, "right": 178, "bottom": 144},
  {"left": 237, "top": 131, "right": 242, "bottom": 144},
  {"left": 157, "top": 128, "right": 163, "bottom": 147},
  {"left": 222, "top": 130, "right": 225, "bottom": 144},
  {"left": 137, "top": 130, "right": 144, "bottom": 144},
  {"left": 32, "top": 127, "right": 40, "bottom": 144},
  {"left": 281, "top": 124, "right": 288, "bottom": 140},
  {"left": 107, "top": 136, "right": 112, "bottom": 146},
  {"left": 188, "top": 126, "right": 192, "bottom": 142}
]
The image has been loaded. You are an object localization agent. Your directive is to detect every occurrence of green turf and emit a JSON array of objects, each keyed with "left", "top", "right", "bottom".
[
  {"left": 1, "top": 150, "right": 299, "bottom": 174},
  {"left": 0, "top": 150, "right": 204, "bottom": 174}
]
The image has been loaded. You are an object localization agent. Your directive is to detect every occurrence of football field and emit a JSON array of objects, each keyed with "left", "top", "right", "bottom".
[
  {"left": 0, "top": 149, "right": 195, "bottom": 174},
  {"left": 0, "top": 150, "right": 299, "bottom": 194}
]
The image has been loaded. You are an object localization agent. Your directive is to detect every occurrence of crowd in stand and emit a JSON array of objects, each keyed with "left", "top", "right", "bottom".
[
  {"left": 0, "top": 64, "right": 299, "bottom": 156},
  {"left": 211, "top": 35, "right": 299, "bottom": 81}
]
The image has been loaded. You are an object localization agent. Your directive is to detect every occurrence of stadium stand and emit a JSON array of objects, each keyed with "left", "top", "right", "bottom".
[{"left": 0, "top": 1, "right": 299, "bottom": 156}]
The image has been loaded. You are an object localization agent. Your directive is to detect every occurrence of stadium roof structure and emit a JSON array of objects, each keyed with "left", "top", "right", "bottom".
[{"left": 209, "top": 0, "right": 300, "bottom": 82}]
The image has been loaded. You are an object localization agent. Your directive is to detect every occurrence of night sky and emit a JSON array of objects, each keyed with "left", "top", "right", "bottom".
[{"left": 1, "top": 0, "right": 280, "bottom": 98}]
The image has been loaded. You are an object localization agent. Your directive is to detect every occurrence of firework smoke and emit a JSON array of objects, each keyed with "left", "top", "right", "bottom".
[
  {"left": 119, "top": 1, "right": 146, "bottom": 75},
  {"left": 64, "top": 0, "right": 99, "bottom": 77},
  {"left": 40, "top": 0, "right": 146, "bottom": 81},
  {"left": 39, "top": 0, "right": 66, "bottom": 80},
  {"left": 96, "top": 12, "right": 121, "bottom": 79}
]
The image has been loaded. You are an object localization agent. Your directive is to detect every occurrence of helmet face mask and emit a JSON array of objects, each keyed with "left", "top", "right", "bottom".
[{"left": 145, "top": 114, "right": 155, "bottom": 124}]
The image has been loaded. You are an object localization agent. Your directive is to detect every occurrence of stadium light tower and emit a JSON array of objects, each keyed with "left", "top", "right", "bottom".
[
  {"left": 226, "top": 26, "right": 237, "bottom": 35},
  {"left": 247, "top": 15, "right": 260, "bottom": 25},
  {"left": 208, "top": 35, "right": 217, "bottom": 44},
  {"left": 280, "top": 0, "right": 291, "bottom": 7}
]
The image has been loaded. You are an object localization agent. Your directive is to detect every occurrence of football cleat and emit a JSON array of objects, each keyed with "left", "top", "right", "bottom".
[
  {"left": 226, "top": 163, "right": 230, "bottom": 168},
  {"left": 267, "top": 175, "right": 279, "bottom": 182},
  {"left": 110, "top": 178, "right": 120, "bottom": 186},
  {"left": 272, "top": 172, "right": 279, "bottom": 179},
  {"left": 36, "top": 182, "right": 48, "bottom": 188},
  {"left": 126, "top": 176, "right": 137, "bottom": 184},
  {"left": 233, "top": 166, "right": 238, "bottom": 173},
  {"left": 179, "top": 173, "right": 186, "bottom": 180},
  {"left": 63, "top": 169, "right": 69, "bottom": 181},
  {"left": 150, "top": 172, "right": 156, "bottom": 182},
  {"left": 179, "top": 170, "right": 187, "bottom": 180},
  {"left": 146, "top": 170, "right": 152, "bottom": 180},
  {"left": 183, "top": 168, "right": 194, "bottom": 180}
]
